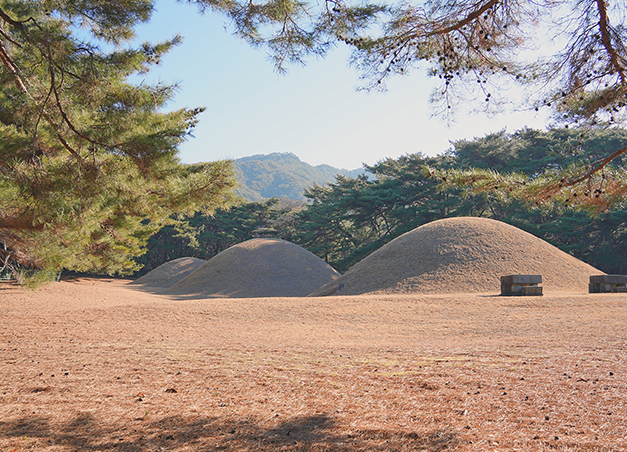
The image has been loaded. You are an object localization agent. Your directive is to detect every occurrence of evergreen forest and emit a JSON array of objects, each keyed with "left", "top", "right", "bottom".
[{"left": 138, "top": 126, "right": 627, "bottom": 276}]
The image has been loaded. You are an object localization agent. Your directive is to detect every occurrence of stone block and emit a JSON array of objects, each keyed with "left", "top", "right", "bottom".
[
  {"left": 589, "top": 275, "right": 627, "bottom": 293},
  {"left": 501, "top": 274, "right": 543, "bottom": 296},
  {"left": 590, "top": 275, "right": 627, "bottom": 285},
  {"left": 501, "top": 275, "right": 542, "bottom": 285},
  {"left": 521, "top": 285, "right": 543, "bottom": 296}
]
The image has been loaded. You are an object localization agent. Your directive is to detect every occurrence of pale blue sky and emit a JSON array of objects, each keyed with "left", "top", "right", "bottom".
[{"left": 132, "top": 1, "right": 550, "bottom": 170}]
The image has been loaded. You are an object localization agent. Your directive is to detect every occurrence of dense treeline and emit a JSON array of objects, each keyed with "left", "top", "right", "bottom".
[{"left": 139, "top": 127, "right": 627, "bottom": 275}]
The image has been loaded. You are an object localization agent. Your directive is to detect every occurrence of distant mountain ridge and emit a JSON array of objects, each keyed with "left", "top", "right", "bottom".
[{"left": 234, "top": 152, "right": 363, "bottom": 201}]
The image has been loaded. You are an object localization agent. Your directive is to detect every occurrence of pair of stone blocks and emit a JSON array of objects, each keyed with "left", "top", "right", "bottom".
[
  {"left": 501, "top": 274, "right": 627, "bottom": 295},
  {"left": 589, "top": 275, "right": 627, "bottom": 293},
  {"left": 501, "top": 275, "right": 542, "bottom": 296}
]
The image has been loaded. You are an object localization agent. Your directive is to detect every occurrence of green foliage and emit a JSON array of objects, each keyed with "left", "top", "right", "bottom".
[
  {"left": 185, "top": 0, "right": 388, "bottom": 71},
  {"left": 0, "top": 1, "right": 236, "bottom": 279},
  {"left": 432, "top": 126, "right": 627, "bottom": 213},
  {"left": 454, "top": 128, "right": 627, "bottom": 174},
  {"left": 175, "top": 1, "right": 627, "bottom": 133}
]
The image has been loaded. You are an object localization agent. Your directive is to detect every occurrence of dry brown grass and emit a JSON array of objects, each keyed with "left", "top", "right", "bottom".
[{"left": 2, "top": 277, "right": 627, "bottom": 451}]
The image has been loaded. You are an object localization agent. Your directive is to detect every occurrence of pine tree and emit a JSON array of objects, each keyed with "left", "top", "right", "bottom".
[{"left": 0, "top": 1, "right": 236, "bottom": 279}]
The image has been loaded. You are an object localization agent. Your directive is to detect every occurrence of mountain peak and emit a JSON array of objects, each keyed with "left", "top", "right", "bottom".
[{"left": 234, "top": 153, "right": 363, "bottom": 201}]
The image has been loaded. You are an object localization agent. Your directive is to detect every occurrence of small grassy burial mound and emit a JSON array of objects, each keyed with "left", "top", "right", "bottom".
[
  {"left": 132, "top": 257, "right": 206, "bottom": 289},
  {"left": 165, "top": 238, "right": 340, "bottom": 298},
  {"left": 310, "top": 217, "right": 602, "bottom": 296}
]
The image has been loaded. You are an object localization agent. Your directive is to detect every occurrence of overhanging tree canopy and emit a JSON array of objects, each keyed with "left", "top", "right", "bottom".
[
  {"left": 0, "top": 0, "right": 236, "bottom": 277},
  {"left": 187, "top": 0, "right": 627, "bottom": 210},
  {"left": 182, "top": 0, "right": 626, "bottom": 122}
]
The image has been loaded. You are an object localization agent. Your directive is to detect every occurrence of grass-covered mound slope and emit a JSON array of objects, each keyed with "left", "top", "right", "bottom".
[
  {"left": 165, "top": 238, "right": 340, "bottom": 298},
  {"left": 310, "top": 217, "right": 602, "bottom": 296}
]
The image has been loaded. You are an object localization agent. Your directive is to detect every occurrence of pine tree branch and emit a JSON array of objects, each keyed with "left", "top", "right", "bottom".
[
  {"left": 596, "top": 0, "right": 626, "bottom": 85},
  {"left": 430, "top": 0, "right": 501, "bottom": 37},
  {"left": 0, "top": 40, "right": 28, "bottom": 92},
  {"left": 0, "top": 222, "right": 44, "bottom": 232},
  {"left": 0, "top": 7, "right": 25, "bottom": 30},
  {"left": 560, "top": 144, "right": 627, "bottom": 188},
  {"left": 400, "top": 0, "right": 501, "bottom": 41},
  {"left": 0, "top": 7, "right": 38, "bottom": 30},
  {"left": 48, "top": 54, "right": 112, "bottom": 150},
  {"left": 1, "top": 7, "right": 84, "bottom": 160},
  {"left": 0, "top": 22, "right": 23, "bottom": 47},
  {"left": 1, "top": 40, "right": 83, "bottom": 160}
]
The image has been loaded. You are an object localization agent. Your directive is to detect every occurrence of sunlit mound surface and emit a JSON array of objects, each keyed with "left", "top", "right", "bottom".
[
  {"left": 131, "top": 257, "right": 206, "bottom": 289},
  {"left": 165, "top": 238, "right": 341, "bottom": 298},
  {"left": 309, "top": 217, "right": 602, "bottom": 296}
]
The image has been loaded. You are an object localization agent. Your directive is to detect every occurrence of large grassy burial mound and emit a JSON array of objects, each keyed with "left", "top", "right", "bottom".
[
  {"left": 132, "top": 257, "right": 206, "bottom": 289},
  {"left": 165, "top": 238, "right": 341, "bottom": 298},
  {"left": 310, "top": 217, "right": 602, "bottom": 296}
]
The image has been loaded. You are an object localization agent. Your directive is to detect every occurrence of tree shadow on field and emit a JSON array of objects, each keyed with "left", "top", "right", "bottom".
[{"left": 0, "top": 412, "right": 461, "bottom": 451}]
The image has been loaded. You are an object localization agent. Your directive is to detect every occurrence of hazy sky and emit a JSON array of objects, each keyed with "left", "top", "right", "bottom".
[{"left": 132, "top": 1, "right": 551, "bottom": 170}]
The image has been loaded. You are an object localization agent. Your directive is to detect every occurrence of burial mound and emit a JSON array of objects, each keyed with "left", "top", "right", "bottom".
[
  {"left": 309, "top": 217, "right": 602, "bottom": 296},
  {"left": 132, "top": 257, "right": 206, "bottom": 289},
  {"left": 165, "top": 238, "right": 340, "bottom": 298}
]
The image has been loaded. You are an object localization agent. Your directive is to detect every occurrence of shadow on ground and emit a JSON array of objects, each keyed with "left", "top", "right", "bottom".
[
  {"left": 0, "top": 412, "right": 460, "bottom": 451},
  {"left": 127, "top": 283, "right": 214, "bottom": 301}
]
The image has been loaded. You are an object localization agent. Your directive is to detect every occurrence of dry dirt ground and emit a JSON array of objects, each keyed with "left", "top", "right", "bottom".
[{"left": 1, "top": 277, "right": 627, "bottom": 451}]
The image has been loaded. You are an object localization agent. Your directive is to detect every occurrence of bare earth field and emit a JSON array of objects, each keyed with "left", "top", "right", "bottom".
[{"left": 1, "top": 277, "right": 627, "bottom": 451}]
